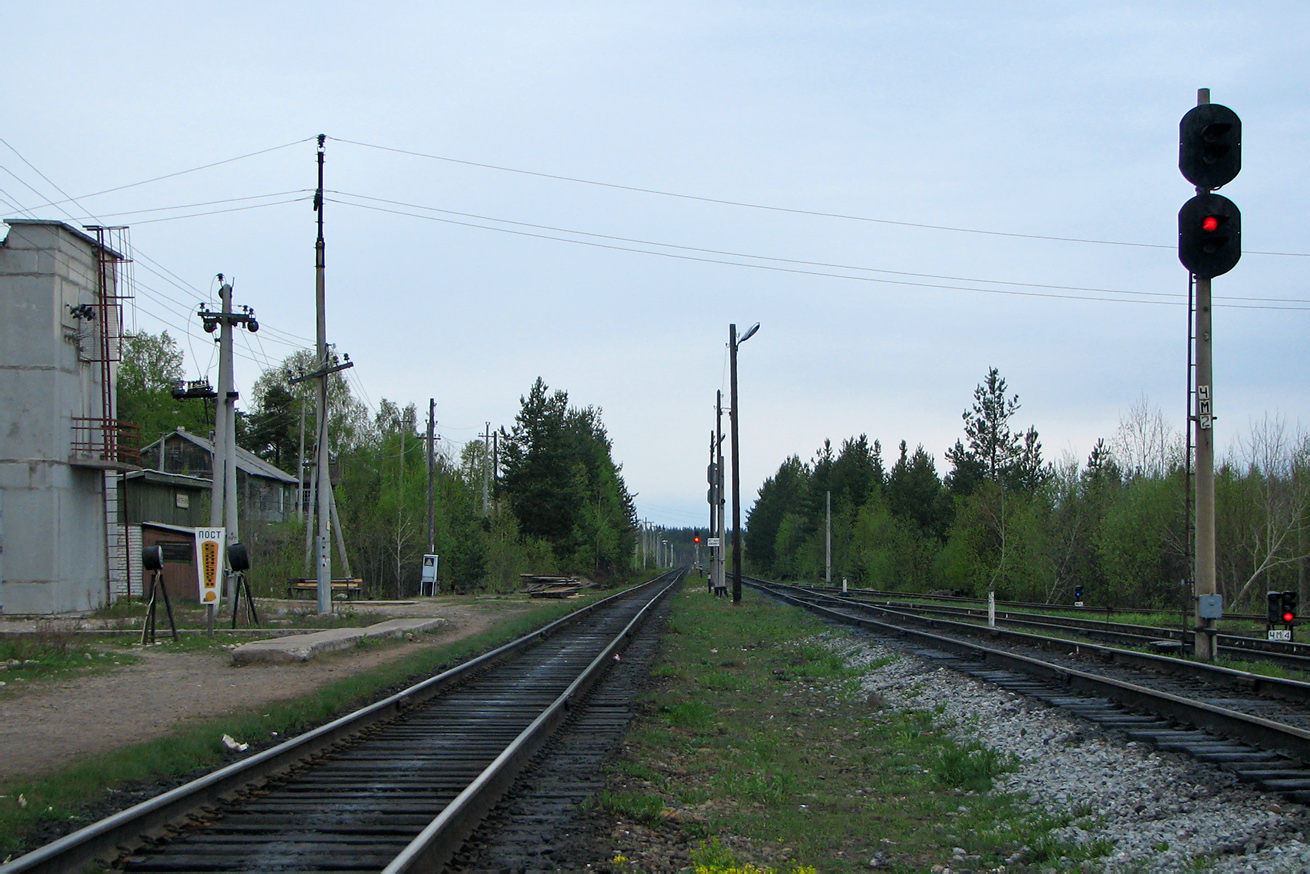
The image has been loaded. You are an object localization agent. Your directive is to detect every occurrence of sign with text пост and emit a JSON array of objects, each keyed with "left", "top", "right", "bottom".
[{"left": 195, "top": 528, "right": 225, "bottom": 606}]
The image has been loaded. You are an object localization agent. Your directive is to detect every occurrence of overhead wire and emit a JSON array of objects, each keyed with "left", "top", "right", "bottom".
[
  {"left": 328, "top": 190, "right": 1185, "bottom": 300},
  {"left": 329, "top": 136, "right": 1309, "bottom": 259},
  {"left": 327, "top": 195, "right": 1310, "bottom": 311}
]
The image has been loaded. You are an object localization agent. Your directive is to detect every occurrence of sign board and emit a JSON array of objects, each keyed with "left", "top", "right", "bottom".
[
  {"left": 1268, "top": 629, "right": 1292, "bottom": 642},
  {"left": 195, "top": 528, "right": 225, "bottom": 606},
  {"left": 707, "top": 537, "right": 721, "bottom": 548}
]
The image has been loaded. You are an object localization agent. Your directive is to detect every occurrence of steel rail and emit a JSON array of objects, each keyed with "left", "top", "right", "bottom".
[
  {"left": 805, "top": 582, "right": 1268, "bottom": 624},
  {"left": 835, "top": 594, "right": 1310, "bottom": 671},
  {"left": 763, "top": 580, "right": 1310, "bottom": 704},
  {"left": 384, "top": 573, "right": 678, "bottom": 872},
  {"left": 0, "top": 573, "right": 678, "bottom": 874},
  {"left": 753, "top": 580, "right": 1310, "bottom": 764}
]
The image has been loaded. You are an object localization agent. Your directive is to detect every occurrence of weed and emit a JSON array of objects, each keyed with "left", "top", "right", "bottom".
[{"left": 932, "top": 744, "right": 1016, "bottom": 792}]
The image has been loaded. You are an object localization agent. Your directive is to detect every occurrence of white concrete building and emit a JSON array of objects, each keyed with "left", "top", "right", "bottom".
[{"left": 0, "top": 220, "right": 137, "bottom": 614}]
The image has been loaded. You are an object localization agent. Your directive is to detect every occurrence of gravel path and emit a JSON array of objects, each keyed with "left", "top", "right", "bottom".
[{"left": 833, "top": 632, "right": 1310, "bottom": 872}]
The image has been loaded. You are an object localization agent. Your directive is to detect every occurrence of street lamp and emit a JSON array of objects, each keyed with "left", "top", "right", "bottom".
[{"left": 729, "top": 322, "right": 759, "bottom": 603}]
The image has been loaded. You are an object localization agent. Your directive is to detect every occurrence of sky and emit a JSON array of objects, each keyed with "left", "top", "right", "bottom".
[{"left": 2, "top": 3, "right": 1307, "bottom": 530}]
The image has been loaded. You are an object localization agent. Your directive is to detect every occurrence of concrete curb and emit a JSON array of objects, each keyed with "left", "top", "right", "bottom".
[{"left": 231, "top": 617, "right": 449, "bottom": 665}]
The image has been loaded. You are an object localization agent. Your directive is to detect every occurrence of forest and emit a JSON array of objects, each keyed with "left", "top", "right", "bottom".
[
  {"left": 117, "top": 332, "right": 640, "bottom": 597},
  {"left": 746, "top": 368, "right": 1310, "bottom": 613}
]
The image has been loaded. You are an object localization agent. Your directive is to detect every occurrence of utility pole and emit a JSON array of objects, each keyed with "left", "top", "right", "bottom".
[
  {"left": 306, "top": 135, "right": 354, "bottom": 614},
  {"left": 199, "top": 277, "right": 257, "bottom": 631},
  {"left": 728, "top": 322, "right": 759, "bottom": 603},
  {"left": 426, "top": 398, "right": 436, "bottom": 554},
  {"left": 479, "top": 423, "right": 492, "bottom": 515},
  {"left": 295, "top": 397, "right": 306, "bottom": 523},
  {"left": 825, "top": 490, "right": 832, "bottom": 585}
]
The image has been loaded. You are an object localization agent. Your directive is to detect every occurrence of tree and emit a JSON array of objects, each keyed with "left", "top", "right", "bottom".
[
  {"left": 498, "top": 378, "right": 636, "bottom": 577},
  {"left": 945, "top": 368, "right": 1045, "bottom": 493},
  {"left": 745, "top": 455, "right": 809, "bottom": 575},
  {"left": 117, "top": 330, "right": 210, "bottom": 448},
  {"left": 886, "top": 441, "right": 947, "bottom": 536}
]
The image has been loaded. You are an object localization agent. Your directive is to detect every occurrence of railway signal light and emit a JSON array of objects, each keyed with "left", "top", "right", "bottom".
[
  {"left": 1178, "top": 193, "right": 1240, "bottom": 279},
  {"left": 1179, "top": 103, "right": 1241, "bottom": 190},
  {"left": 1267, "top": 591, "right": 1283, "bottom": 626},
  {"left": 693, "top": 534, "right": 701, "bottom": 544},
  {"left": 1281, "top": 590, "right": 1298, "bottom": 625}
]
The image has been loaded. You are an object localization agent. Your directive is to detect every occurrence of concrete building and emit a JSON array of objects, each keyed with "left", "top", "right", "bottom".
[{"left": 0, "top": 220, "right": 138, "bottom": 614}]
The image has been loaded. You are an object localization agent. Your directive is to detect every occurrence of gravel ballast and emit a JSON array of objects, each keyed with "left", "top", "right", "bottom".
[{"left": 832, "top": 632, "right": 1310, "bottom": 872}]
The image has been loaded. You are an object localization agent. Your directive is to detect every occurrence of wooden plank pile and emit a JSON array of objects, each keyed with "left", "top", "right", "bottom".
[{"left": 519, "top": 575, "right": 585, "bottom": 598}]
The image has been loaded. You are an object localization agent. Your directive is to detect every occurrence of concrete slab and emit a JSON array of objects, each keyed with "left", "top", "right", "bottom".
[{"left": 231, "top": 617, "right": 449, "bottom": 665}]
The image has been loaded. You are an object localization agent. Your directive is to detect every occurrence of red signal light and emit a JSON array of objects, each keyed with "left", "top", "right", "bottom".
[
  {"left": 694, "top": 536, "right": 701, "bottom": 544},
  {"left": 1284, "top": 612, "right": 1296, "bottom": 623},
  {"left": 1202, "top": 215, "right": 1220, "bottom": 232}
]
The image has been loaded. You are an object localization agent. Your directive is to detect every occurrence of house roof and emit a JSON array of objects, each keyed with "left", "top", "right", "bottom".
[
  {"left": 123, "top": 469, "right": 210, "bottom": 489},
  {"left": 140, "top": 428, "right": 299, "bottom": 485}
]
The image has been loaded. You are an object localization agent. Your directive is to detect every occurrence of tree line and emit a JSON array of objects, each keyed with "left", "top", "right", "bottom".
[
  {"left": 746, "top": 368, "right": 1310, "bottom": 612},
  {"left": 117, "top": 332, "right": 639, "bottom": 596}
]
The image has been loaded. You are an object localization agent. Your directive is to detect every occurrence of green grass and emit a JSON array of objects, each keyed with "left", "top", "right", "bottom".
[
  {"left": 600, "top": 586, "right": 1106, "bottom": 871},
  {"left": 0, "top": 595, "right": 599, "bottom": 860},
  {"left": 0, "top": 631, "right": 139, "bottom": 694}
]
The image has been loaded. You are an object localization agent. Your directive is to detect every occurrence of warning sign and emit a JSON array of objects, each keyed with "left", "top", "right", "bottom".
[{"left": 195, "top": 528, "right": 225, "bottom": 606}]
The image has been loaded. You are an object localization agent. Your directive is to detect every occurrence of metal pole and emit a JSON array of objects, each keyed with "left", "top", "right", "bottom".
[
  {"left": 730, "top": 324, "right": 743, "bottom": 603},
  {"left": 716, "top": 391, "right": 725, "bottom": 595}
]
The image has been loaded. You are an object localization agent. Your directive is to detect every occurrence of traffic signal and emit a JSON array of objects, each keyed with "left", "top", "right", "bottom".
[
  {"left": 1281, "top": 590, "right": 1298, "bottom": 625},
  {"left": 1179, "top": 103, "right": 1241, "bottom": 190},
  {"left": 693, "top": 534, "right": 701, "bottom": 544},
  {"left": 1179, "top": 193, "right": 1240, "bottom": 279},
  {"left": 1268, "top": 591, "right": 1283, "bottom": 625}
]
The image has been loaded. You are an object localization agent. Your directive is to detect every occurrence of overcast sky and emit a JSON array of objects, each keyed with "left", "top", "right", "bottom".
[{"left": 3, "top": 3, "right": 1307, "bottom": 529}]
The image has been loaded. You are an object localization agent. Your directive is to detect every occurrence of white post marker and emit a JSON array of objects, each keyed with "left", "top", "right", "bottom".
[
  {"left": 988, "top": 590, "right": 996, "bottom": 629},
  {"left": 196, "top": 528, "right": 226, "bottom": 608}
]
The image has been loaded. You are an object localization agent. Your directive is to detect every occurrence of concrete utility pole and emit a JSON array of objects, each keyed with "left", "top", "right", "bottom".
[
  {"left": 200, "top": 278, "right": 257, "bottom": 630},
  {"left": 479, "top": 422, "right": 492, "bottom": 515},
  {"left": 825, "top": 490, "right": 832, "bottom": 585},
  {"left": 1190, "top": 88, "right": 1219, "bottom": 661},
  {"left": 305, "top": 135, "right": 354, "bottom": 615},
  {"left": 426, "top": 398, "right": 436, "bottom": 555}
]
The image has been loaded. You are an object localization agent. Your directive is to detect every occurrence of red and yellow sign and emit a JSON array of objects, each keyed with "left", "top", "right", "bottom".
[{"left": 195, "top": 528, "right": 225, "bottom": 606}]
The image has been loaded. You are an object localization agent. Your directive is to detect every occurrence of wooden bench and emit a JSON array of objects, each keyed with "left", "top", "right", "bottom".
[{"left": 285, "top": 578, "right": 364, "bottom": 600}]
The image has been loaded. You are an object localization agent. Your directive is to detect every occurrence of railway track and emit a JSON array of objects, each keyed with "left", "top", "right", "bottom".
[
  {"left": 751, "top": 578, "right": 1310, "bottom": 805},
  {"left": 1, "top": 571, "right": 681, "bottom": 874},
  {"left": 810, "top": 585, "right": 1310, "bottom": 672}
]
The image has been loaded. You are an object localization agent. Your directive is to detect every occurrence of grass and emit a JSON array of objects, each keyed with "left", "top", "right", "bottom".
[
  {"left": 0, "top": 625, "right": 138, "bottom": 694},
  {"left": 0, "top": 593, "right": 601, "bottom": 861},
  {"left": 594, "top": 577, "right": 1106, "bottom": 871}
]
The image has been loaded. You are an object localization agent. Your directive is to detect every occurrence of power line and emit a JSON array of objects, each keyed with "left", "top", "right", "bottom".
[
  {"left": 43, "top": 137, "right": 315, "bottom": 209},
  {"left": 86, "top": 190, "right": 312, "bottom": 222},
  {"left": 328, "top": 196, "right": 1310, "bottom": 311},
  {"left": 328, "top": 190, "right": 1189, "bottom": 301},
  {"left": 329, "top": 136, "right": 1309, "bottom": 259}
]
